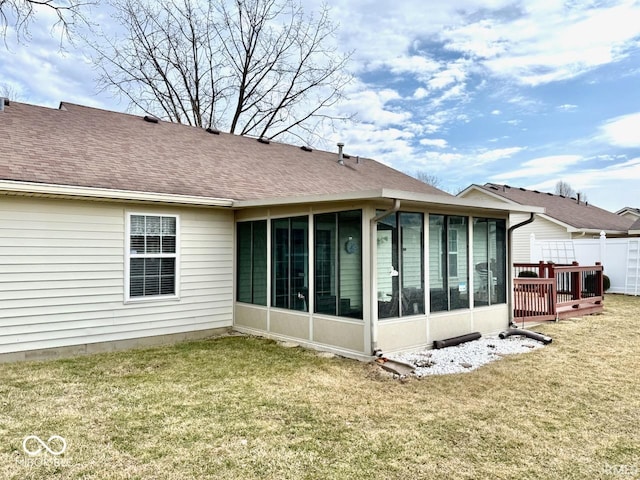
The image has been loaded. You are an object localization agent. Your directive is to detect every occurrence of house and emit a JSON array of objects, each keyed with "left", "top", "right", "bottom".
[
  {"left": 458, "top": 183, "right": 636, "bottom": 263},
  {"left": 616, "top": 207, "right": 640, "bottom": 221},
  {"left": 0, "top": 100, "right": 541, "bottom": 362}
]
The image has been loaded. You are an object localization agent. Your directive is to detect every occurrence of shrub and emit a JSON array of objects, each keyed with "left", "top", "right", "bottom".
[
  {"left": 518, "top": 270, "right": 538, "bottom": 278},
  {"left": 584, "top": 273, "right": 611, "bottom": 293}
]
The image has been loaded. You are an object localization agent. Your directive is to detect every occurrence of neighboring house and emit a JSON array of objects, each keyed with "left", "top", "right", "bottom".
[
  {"left": 616, "top": 207, "right": 640, "bottom": 222},
  {"left": 458, "top": 183, "right": 636, "bottom": 263},
  {"left": 0, "top": 100, "right": 539, "bottom": 362}
]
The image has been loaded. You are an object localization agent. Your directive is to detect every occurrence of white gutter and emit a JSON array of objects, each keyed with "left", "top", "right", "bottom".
[
  {"left": 369, "top": 199, "right": 401, "bottom": 355},
  {"left": 0, "top": 180, "right": 234, "bottom": 207}
]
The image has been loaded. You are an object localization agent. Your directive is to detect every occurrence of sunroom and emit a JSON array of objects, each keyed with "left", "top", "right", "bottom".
[{"left": 233, "top": 190, "right": 539, "bottom": 359}]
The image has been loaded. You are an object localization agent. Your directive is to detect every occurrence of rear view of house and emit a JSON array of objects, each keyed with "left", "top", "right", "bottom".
[{"left": 0, "top": 100, "right": 540, "bottom": 361}]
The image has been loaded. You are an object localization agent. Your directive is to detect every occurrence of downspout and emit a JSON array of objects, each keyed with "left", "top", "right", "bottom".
[
  {"left": 507, "top": 213, "right": 535, "bottom": 323},
  {"left": 370, "top": 199, "right": 401, "bottom": 355}
]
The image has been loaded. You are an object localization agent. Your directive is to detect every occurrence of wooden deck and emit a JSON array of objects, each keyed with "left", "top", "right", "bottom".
[{"left": 513, "top": 262, "right": 604, "bottom": 324}]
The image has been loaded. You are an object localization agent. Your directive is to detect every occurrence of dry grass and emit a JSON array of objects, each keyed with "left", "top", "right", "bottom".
[{"left": 1, "top": 295, "right": 639, "bottom": 479}]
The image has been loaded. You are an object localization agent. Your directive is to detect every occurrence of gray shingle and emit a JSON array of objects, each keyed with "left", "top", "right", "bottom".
[
  {"left": 0, "top": 102, "right": 449, "bottom": 201},
  {"left": 480, "top": 183, "right": 634, "bottom": 232}
]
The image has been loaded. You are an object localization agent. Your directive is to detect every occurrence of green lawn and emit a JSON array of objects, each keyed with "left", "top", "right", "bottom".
[{"left": 1, "top": 295, "right": 639, "bottom": 479}]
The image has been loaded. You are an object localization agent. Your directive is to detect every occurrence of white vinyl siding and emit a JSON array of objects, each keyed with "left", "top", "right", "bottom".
[
  {"left": 510, "top": 213, "right": 570, "bottom": 263},
  {"left": 0, "top": 196, "right": 234, "bottom": 354}
]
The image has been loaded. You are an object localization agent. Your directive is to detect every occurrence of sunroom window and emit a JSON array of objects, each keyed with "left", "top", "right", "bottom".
[
  {"left": 377, "top": 212, "right": 424, "bottom": 318},
  {"left": 272, "top": 216, "right": 309, "bottom": 311},
  {"left": 314, "top": 210, "right": 363, "bottom": 319},
  {"left": 237, "top": 220, "right": 267, "bottom": 305},
  {"left": 473, "top": 218, "right": 506, "bottom": 306},
  {"left": 429, "top": 215, "right": 469, "bottom": 312}
]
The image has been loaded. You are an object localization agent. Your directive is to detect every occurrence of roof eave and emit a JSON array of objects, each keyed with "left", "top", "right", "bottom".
[
  {"left": 0, "top": 180, "right": 234, "bottom": 207},
  {"left": 234, "top": 188, "right": 545, "bottom": 214}
]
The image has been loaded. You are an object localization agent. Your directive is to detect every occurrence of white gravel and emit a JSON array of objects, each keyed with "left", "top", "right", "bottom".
[{"left": 390, "top": 335, "right": 546, "bottom": 377}]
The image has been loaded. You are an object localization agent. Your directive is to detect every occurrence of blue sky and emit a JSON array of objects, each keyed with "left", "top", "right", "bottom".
[{"left": 2, "top": 0, "right": 640, "bottom": 211}]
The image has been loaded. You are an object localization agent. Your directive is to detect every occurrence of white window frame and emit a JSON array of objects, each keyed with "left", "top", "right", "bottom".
[{"left": 124, "top": 212, "right": 181, "bottom": 303}]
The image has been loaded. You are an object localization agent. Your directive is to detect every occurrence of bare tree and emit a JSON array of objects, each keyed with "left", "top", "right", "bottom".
[
  {"left": 554, "top": 180, "right": 587, "bottom": 202},
  {"left": 554, "top": 180, "right": 575, "bottom": 197},
  {"left": 413, "top": 171, "right": 442, "bottom": 189},
  {"left": 0, "top": 0, "right": 93, "bottom": 43},
  {"left": 89, "top": 0, "right": 352, "bottom": 141},
  {"left": 0, "top": 82, "right": 23, "bottom": 100}
]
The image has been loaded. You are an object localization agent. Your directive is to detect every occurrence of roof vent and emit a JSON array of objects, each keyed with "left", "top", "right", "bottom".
[
  {"left": 206, "top": 127, "right": 220, "bottom": 135},
  {"left": 143, "top": 115, "right": 159, "bottom": 123},
  {"left": 0, "top": 97, "right": 7, "bottom": 112},
  {"left": 257, "top": 137, "right": 270, "bottom": 144},
  {"left": 337, "top": 142, "right": 345, "bottom": 165},
  {"left": 519, "top": 187, "right": 526, "bottom": 191},
  {"left": 300, "top": 145, "right": 312, "bottom": 152}
]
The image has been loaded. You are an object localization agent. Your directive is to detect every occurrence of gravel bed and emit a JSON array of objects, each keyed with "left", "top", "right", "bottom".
[{"left": 391, "top": 335, "right": 546, "bottom": 377}]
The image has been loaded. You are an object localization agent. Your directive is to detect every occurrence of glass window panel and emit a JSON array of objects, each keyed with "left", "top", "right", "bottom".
[
  {"left": 146, "top": 216, "right": 161, "bottom": 235},
  {"left": 252, "top": 220, "right": 267, "bottom": 306},
  {"left": 473, "top": 218, "right": 490, "bottom": 307},
  {"left": 130, "top": 236, "right": 144, "bottom": 254},
  {"left": 400, "top": 212, "right": 424, "bottom": 315},
  {"left": 144, "top": 276, "right": 160, "bottom": 296},
  {"left": 448, "top": 216, "right": 469, "bottom": 310},
  {"left": 131, "top": 215, "right": 145, "bottom": 235},
  {"left": 146, "top": 236, "right": 161, "bottom": 253},
  {"left": 315, "top": 213, "right": 336, "bottom": 315},
  {"left": 160, "top": 258, "right": 175, "bottom": 275},
  {"left": 377, "top": 212, "right": 398, "bottom": 319},
  {"left": 131, "top": 258, "right": 144, "bottom": 276},
  {"left": 338, "top": 210, "right": 362, "bottom": 319},
  {"left": 145, "top": 258, "right": 160, "bottom": 276},
  {"left": 272, "top": 218, "right": 290, "bottom": 309},
  {"left": 429, "top": 215, "right": 447, "bottom": 312},
  {"left": 236, "top": 222, "right": 252, "bottom": 303},
  {"left": 491, "top": 219, "right": 507, "bottom": 304},
  {"left": 160, "top": 276, "right": 175, "bottom": 295},
  {"left": 162, "top": 236, "right": 176, "bottom": 254},
  {"left": 130, "top": 277, "right": 144, "bottom": 297},
  {"left": 162, "top": 217, "right": 176, "bottom": 235},
  {"left": 291, "top": 217, "right": 308, "bottom": 312}
]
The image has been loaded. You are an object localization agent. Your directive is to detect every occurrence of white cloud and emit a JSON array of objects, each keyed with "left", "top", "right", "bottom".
[
  {"left": 338, "top": 84, "right": 411, "bottom": 127},
  {"left": 475, "top": 146, "right": 525, "bottom": 164},
  {"left": 558, "top": 104, "right": 578, "bottom": 111},
  {"left": 492, "top": 154, "right": 583, "bottom": 180},
  {"left": 419, "top": 138, "right": 448, "bottom": 148},
  {"left": 491, "top": 109, "right": 501, "bottom": 115},
  {"left": 440, "top": 1, "right": 640, "bottom": 86},
  {"left": 598, "top": 112, "right": 640, "bottom": 148}
]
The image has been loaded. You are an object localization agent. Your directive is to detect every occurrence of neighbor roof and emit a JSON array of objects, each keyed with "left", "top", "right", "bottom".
[
  {"left": 467, "top": 183, "right": 634, "bottom": 232},
  {"left": 616, "top": 207, "right": 640, "bottom": 217},
  {"left": 0, "top": 101, "right": 447, "bottom": 202}
]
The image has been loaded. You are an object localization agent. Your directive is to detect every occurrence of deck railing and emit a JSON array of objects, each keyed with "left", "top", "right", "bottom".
[{"left": 513, "top": 261, "right": 604, "bottom": 322}]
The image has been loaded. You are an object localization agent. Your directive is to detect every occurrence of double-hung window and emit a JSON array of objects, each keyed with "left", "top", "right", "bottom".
[{"left": 127, "top": 213, "right": 179, "bottom": 300}]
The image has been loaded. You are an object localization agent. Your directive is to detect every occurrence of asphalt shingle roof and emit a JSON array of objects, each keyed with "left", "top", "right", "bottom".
[
  {"left": 478, "top": 183, "right": 634, "bottom": 232},
  {"left": 0, "top": 101, "right": 448, "bottom": 201}
]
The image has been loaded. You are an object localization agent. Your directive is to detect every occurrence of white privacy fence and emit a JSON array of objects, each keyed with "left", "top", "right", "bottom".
[{"left": 530, "top": 233, "right": 640, "bottom": 296}]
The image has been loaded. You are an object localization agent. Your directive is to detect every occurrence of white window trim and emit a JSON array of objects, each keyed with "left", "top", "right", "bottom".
[{"left": 124, "top": 211, "right": 181, "bottom": 303}]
